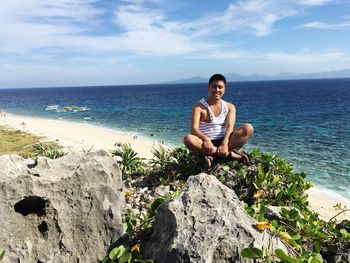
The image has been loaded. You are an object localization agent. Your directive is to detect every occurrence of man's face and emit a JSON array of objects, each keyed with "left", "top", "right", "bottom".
[{"left": 208, "top": 80, "right": 225, "bottom": 99}]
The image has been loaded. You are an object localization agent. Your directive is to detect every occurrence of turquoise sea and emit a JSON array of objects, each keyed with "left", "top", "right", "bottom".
[{"left": 0, "top": 78, "right": 349, "bottom": 198}]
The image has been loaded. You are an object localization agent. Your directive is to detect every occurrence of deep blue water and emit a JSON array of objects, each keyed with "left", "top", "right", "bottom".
[{"left": 0, "top": 79, "right": 349, "bottom": 198}]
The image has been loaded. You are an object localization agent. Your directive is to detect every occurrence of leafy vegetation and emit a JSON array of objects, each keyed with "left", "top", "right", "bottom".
[
  {"left": 101, "top": 244, "right": 153, "bottom": 263},
  {"left": 112, "top": 144, "right": 349, "bottom": 263},
  {"left": 106, "top": 144, "right": 201, "bottom": 261},
  {"left": 104, "top": 188, "right": 183, "bottom": 262},
  {"left": 112, "top": 144, "right": 202, "bottom": 185},
  {"left": 112, "top": 143, "right": 147, "bottom": 175},
  {"left": 31, "top": 143, "right": 67, "bottom": 159},
  {"left": 2, "top": 135, "right": 347, "bottom": 262},
  {"left": 149, "top": 146, "right": 202, "bottom": 184},
  {"left": 233, "top": 149, "right": 350, "bottom": 262},
  {"left": 124, "top": 191, "right": 181, "bottom": 245}
]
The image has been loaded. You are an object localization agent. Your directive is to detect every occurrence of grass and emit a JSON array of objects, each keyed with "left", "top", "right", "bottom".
[
  {"left": 0, "top": 125, "right": 66, "bottom": 159},
  {"left": 0, "top": 125, "right": 42, "bottom": 158}
]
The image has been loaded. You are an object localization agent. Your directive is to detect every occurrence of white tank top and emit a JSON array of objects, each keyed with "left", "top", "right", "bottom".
[{"left": 198, "top": 98, "right": 228, "bottom": 140}]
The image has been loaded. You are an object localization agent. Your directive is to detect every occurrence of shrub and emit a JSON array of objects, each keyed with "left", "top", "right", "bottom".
[
  {"left": 112, "top": 143, "right": 146, "bottom": 175},
  {"left": 31, "top": 143, "right": 67, "bottom": 159},
  {"left": 236, "top": 149, "right": 350, "bottom": 262},
  {"left": 149, "top": 146, "right": 173, "bottom": 172},
  {"left": 169, "top": 146, "right": 202, "bottom": 179}
]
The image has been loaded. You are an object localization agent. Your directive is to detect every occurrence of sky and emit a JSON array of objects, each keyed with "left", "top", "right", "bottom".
[{"left": 0, "top": 0, "right": 350, "bottom": 88}]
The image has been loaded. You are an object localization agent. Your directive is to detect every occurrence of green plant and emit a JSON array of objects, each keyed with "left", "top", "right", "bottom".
[
  {"left": 113, "top": 144, "right": 348, "bottom": 263},
  {"left": 101, "top": 244, "right": 153, "bottom": 263},
  {"left": 237, "top": 149, "right": 350, "bottom": 262},
  {"left": 147, "top": 146, "right": 202, "bottom": 184},
  {"left": 0, "top": 251, "right": 4, "bottom": 261},
  {"left": 107, "top": 196, "right": 175, "bottom": 263},
  {"left": 112, "top": 143, "right": 146, "bottom": 175},
  {"left": 168, "top": 146, "right": 202, "bottom": 179},
  {"left": 123, "top": 211, "right": 153, "bottom": 243},
  {"left": 241, "top": 246, "right": 323, "bottom": 263},
  {"left": 31, "top": 143, "right": 67, "bottom": 159},
  {"left": 123, "top": 190, "right": 182, "bottom": 250},
  {"left": 150, "top": 146, "right": 173, "bottom": 172},
  {"left": 227, "top": 149, "right": 312, "bottom": 209},
  {"left": 241, "top": 203, "right": 350, "bottom": 262}
]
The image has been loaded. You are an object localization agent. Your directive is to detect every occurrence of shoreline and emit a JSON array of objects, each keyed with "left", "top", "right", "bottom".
[
  {"left": 306, "top": 188, "right": 350, "bottom": 221},
  {"left": 1, "top": 111, "right": 349, "bottom": 221},
  {"left": 2, "top": 111, "right": 158, "bottom": 159}
]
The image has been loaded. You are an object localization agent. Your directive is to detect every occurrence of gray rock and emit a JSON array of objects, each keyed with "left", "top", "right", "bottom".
[
  {"left": 0, "top": 150, "right": 124, "bottom": 263},
  {"left": 143, "top": 173, "right": 286, "bottom": 263},
  {"left": 154, "top": 185, "right": 171, "bottom": 197},
  {"left": 265, "top": 205, "right": 284, "bottom": 221}
]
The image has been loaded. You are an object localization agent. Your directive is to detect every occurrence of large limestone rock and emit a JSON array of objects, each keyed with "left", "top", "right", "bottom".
[
  {"left": 144, "top": 173, "right": 285, "bottom": 263},
  {"left": 0, "top": 150, "right": 124, "bottom": 263}
]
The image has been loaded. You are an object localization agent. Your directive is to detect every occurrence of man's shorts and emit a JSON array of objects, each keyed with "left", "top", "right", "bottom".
[{"left": 211, "top": 138, "right": 223, "bottom": 147}]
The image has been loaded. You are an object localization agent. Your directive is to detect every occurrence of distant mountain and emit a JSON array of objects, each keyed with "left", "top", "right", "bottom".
[
  {"left": 166, "top": 76, "right": 207, "bottom": 84},
  {"left": 164, "top": 69, "right": 350, "bottom": 84}
]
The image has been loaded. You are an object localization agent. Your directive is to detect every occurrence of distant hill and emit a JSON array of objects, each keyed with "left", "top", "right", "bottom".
[{"left": 164, "top": 69, "right": 350, "bottom": 84}]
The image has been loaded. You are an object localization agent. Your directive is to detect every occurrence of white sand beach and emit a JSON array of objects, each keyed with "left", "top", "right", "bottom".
[
  {"left": 3, "top": 112, "right": 156, "bottom": 159},
  {"left": 307, "top": 188, "right": 350, "bottom": 221},
  {"left": 1, "top": 112, "right": 349, "bottom": 221}
]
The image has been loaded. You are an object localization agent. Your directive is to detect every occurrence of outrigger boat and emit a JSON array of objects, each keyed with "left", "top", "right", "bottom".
[
  {"left": 77, "top": 107, "right": 89, "bottom": 112},
  {"left": 45, "top": 104, "right": 59, "bottom": 111},
  {"left": 46, "top": 104, "right": 90, "bottom": 112}
]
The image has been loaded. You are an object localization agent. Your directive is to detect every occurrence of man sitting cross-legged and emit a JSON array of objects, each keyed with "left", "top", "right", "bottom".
[{"left": 183, "top": 73, "right": 254, "bottom": 168}]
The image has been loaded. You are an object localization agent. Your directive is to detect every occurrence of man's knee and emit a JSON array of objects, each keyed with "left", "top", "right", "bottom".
[
  {"left": 183, "top": 134, "right": 193, "bottom": 147},
  {"left": 242, "top": 123, "right": 254, "bottom": 137}
]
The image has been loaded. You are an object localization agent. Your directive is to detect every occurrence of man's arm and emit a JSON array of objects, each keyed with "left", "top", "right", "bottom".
[
  {"left": 217, "top": 103, "right": 236, "bottom": 157},
  {"left": 191, "top": 104, "right": 216, "bottom": 154}
]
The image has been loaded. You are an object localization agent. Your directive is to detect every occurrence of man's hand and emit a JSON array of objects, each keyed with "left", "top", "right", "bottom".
[
  {"left": 202, "top": 139, "right": 216, "bottom": 155},
  {"left": 217, "top": 143, "right": 229, "bottom": 157}
]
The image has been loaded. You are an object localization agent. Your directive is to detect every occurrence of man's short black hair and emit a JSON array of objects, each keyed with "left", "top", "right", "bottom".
[{"left": 208, "top": 74, "right": 226, "bottom": 85}]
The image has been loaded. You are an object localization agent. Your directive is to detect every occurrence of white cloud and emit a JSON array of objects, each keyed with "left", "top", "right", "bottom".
[
  {"left": 0, "top": 0, "right": 345, "bottom": 86},
  {"left": 304, "top": 21, "right": 350, "bottom": 29},
  {"left": 0, "top": 0, "right": 338, "bottom": 58},
  {"left": 0, "top": 0, "right": 226, "bottom": 58},
  {"left": 111, "top": 3, "right": 215, "bottom": 56},
  {"left": 178, "top": 0, "right": 335, "bottom": 37},
  {"left": 0, "top": 0, "right": 105, "bottom": 53},
  {"left": 180, "top": 0, "right": 297, "bottom": 37},
  {"left": 296, "top": 0, "right": 332, "bottom": 6},
  {"left": 0, "top": 0, "right": 103, "bottom": 27}
]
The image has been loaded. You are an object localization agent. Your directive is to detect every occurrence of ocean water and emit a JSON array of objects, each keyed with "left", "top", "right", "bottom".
[{"left": 0, "top": 79, "right": 349, "bottom": 198}]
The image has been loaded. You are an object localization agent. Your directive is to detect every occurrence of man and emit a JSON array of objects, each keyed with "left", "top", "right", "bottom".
[{"left": 183, "top": 74, "right": 254, "bottom": 167}]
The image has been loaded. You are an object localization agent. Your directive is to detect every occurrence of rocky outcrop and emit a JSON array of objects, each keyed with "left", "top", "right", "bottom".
[
  {"left": 143, "top": 173, "right": 286, "bottom": 263},
  {"left": 0, "top": 150, "right": 124, "bottom": 263}
]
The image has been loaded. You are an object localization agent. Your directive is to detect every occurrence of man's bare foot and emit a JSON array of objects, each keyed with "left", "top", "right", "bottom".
[
  {"left": 228, "top": 151, "right": 243, "bottom": 161},
  {"left": 229, "top": 150, "right": 250, "bottom": 165},
  {"left": 204, "top": 155, "right": 214, "bottom": 170}
]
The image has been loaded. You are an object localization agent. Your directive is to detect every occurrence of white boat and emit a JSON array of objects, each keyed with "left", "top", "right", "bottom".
[
  {"left": 78, "top": 107, "right": 89, "bottom": 112},
  {"left": 45, "top": 104, "right": 59, "bottom": 111},
  {"left": 45, "top": 104, "right": 90, "bottom": 112}
]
